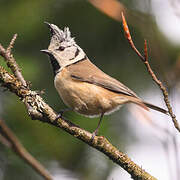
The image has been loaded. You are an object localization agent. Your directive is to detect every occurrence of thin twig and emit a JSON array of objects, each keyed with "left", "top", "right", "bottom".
[
  {"left": 7, "top": 34, "right": 17, "bottom": 54},
  {"left": 0, "top": 119, "right": 53, "bottom": 180},
  {"left": 144, "top": 39, "right": 148, "bottom": 61},
  {"left": 121, "top": 12, "right": 180, "bottom": 133},
  {"left": 0, "top": 34, "right": 27, "bottom": 87},
  {"left": 0, "top": 133, "right": 11, "bottom": 147},
  {"left": 121, "top": 12, "right": 145, "bottom": 61}
]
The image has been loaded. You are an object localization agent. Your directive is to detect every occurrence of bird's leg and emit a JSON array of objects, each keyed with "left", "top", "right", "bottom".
[
  {"left": 56, "top": 108, "right": 72, "bottom": 120},
  {"left": 91, "top": 113, "right": 104, "bottom": 140}
]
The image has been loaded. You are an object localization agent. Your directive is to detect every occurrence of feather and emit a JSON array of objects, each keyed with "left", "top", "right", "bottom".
[{"left": 68, "top": 59, "right": 168, "bottom": 115}]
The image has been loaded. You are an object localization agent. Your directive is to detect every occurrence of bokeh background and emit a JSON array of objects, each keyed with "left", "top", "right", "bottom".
[{"left": 0, "top": 0, "right": 180, "bottom": 179}]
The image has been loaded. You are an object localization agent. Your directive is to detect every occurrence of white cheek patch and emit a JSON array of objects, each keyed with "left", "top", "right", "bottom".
[
  {"left": 61, "top": 50, "right": 75, "bottom": 60},
  {"left": 61, "top": 47, "right": 77, "bottom": 60},
  {"left": 54, "top": 45, "right": 86, "bottom": 68}
]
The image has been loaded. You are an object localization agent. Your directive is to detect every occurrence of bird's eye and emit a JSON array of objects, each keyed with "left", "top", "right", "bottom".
[{"left": 57, "top": 46, "right": 65, "bottom": 51}]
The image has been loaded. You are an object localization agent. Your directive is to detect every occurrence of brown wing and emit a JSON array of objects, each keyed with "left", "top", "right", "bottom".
[
  {"left": 67, "top": 59, "right": 168, "bottom": 115},
  {"left": 67, "top": 58, "right": 138, "bottom": 98}
]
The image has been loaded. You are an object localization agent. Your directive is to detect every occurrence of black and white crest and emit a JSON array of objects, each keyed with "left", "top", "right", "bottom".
[
  {"left": 45, "top": 22, "right": 75, "bottom": 47},
  {"left": 41, "top": 22, "right": 87, "bottom": 73}
]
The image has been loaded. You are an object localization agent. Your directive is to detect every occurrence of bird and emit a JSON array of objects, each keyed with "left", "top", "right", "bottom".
[{"left": 41, "top": 22, "right": 168, "bottom": 139}]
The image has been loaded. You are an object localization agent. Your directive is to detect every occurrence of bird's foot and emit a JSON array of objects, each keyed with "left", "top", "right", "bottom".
[
  {"left": 55, "top": 108, "right": 71, "bottom": 121},
  {"left": 91, "top": 130, "right": 98, "bottom": 142}
]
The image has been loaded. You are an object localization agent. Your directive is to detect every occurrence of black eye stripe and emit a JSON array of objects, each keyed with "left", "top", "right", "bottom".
[
  {"left": 57, "top": 46, "right": 65, "bottom": 51},
  {"left": 56, "top": 45, "right": 79, "bottom": 60},
  {"left": 56, "top": 45, "right": 73, "bottom": 51}
]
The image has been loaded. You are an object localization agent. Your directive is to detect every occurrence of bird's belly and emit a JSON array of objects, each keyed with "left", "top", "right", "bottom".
[{"left": 54, "top": 74, "right": 125, "bottom": 117}]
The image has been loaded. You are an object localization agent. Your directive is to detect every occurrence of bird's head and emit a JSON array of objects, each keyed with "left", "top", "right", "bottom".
[{"left": 41, "top": 22, "right": 86, "bottom": 75}]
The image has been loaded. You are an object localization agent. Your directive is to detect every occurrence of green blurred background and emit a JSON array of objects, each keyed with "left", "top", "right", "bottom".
[{"left": 0, "top": 0, "right": 180, "bottom": 179}]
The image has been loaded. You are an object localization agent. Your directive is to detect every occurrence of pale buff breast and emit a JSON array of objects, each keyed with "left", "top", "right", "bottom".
[{"left": 54, "top": 68, "right": 129, "bottom": 117}]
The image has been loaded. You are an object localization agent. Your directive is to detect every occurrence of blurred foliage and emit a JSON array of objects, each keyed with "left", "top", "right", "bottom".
[{"left": 0, "top": 0, "right": 180, "bottom": 180}]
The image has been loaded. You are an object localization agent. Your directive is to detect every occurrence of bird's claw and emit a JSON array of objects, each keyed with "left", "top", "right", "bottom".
[{"left": 91, "top": 130, "right": 98, "bottom": 142}]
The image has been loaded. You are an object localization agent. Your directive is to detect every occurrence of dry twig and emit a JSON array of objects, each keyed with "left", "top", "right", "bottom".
[
  {"left": 0, "top": 119, "right": 53, "bottom": 180},
  {"left": 0, "top": 34, "right": 27, "bottom": 87},
  {"left": 0, "top": 35, "right": 157, "bottom": 180},
  {"left": 121, "top": 12, "right": 180, "bottom": 133}
]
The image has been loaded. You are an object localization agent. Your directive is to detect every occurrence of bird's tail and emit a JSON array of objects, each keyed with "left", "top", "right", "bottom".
[
  {"left": 143, "top": 101, "right": 168, "bottom": 115},
  {"left": 124, "top": 96, "right": 168, "bottom": 115}
]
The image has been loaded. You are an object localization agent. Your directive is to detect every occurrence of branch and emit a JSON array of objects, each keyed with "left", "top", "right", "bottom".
[
  {"left": 121, "top": 12, "right": 180, "bottom": 133},
  {"left": 0, "top": 119, "right": 53, "bottom": 180},
  {"left": 0, "top": 36, "right": 157, "bottom": 180},
  {"left": 0, "top": 34, "right": 27, "bottom": 87}
]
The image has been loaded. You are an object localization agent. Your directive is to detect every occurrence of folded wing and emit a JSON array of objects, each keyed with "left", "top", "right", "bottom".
[{"left": 68, "top": 59, "right": 138, "bottom": 98}]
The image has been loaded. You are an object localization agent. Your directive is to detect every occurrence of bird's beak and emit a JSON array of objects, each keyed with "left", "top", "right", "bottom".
[{"left": 40, "top": 49, "right": 51, "bottom": 55}]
